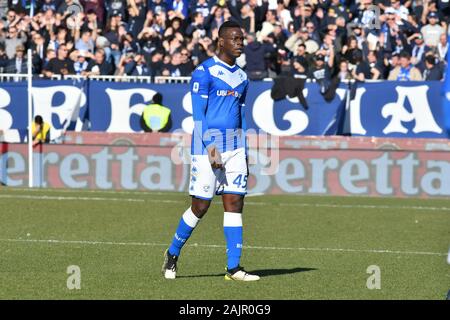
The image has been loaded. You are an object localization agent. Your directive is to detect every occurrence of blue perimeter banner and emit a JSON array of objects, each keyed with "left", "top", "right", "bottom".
[{"left": 0, "top": 79, "right": 447, "bottom": 141}]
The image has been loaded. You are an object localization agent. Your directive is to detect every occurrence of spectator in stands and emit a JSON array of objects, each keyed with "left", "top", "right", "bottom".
[
  {"left": 186, "top": 12, "right": 207, "bottom": 38},
  {"left": 227, "top": 1, "right": 256, "bottom": 34},
  {"left": 42, "top": 48, "right": 56, "bottom": 71},
  {"left": 0, "top": 44, "right": 7, "bottom": 73},
  {"left": 351, "top": 50, "right": 377, "bottom": 81},
  {"left": 1, "top": 24, "right": 27, "bottom": 59},
  {"left": 207, "top": 5, "right": 225, "bottom": 35},
  {"left": 190, "top": 0, "right": 211, "bottom": 18},
  {"left": 341, "top": 36, "right": 361, "bottom": 66},
  {"left": 257, "top": 9, "right": 277, "bottom": 43},
  {"left": 127, "top": 0, "right": 147, "bottom": 39},
  {"left": 42, "top": 43, "right": 75, "bottom": 77},
  {"left": 337, "top": 59, "right": 353, "bottom": 81},
  {"left": 0, "top": 1, "right": 8, "bottom": 20},
  {"left": 388, "top": 51, "right": 422, "bottom": 81},
  {"left": 73, "top": 50, "right": 90, "bottom": 75},
  {"left": 125, "top": 53, "right": 151, "bottom": 76},
  {"left": 422, "top": 54, "right": 443, "bottom": 80},
  {"left": 421, "top": 12, "right": 445, "bottom": 48},
  {"left": 366, "top": 50, "right": 385, "bottom": 80},
  {"left": 437, "top": 33, "right": 448, "bottom": 62},
  {"left": 30, "top": 33, "right": 46, "bottom": 63},
  {"left": 146, "top": 49, "right": 164, "bottom": 76},
  {"left": 409, "top": 33, "right": 431, "bottom": 72},
  {"left": 80, "top": 0, "right": 105, "bottom": 28},
  {"left": 2, "top": 44, "right": 27, "bottom": 74},
  {"left": 308, "top": 49, "right": 335, "bottom": 95},
  {"left": 244, "top": 32, "right": 275, "bottom": 80},
  {"left": 167, "top": 51, "right": 191, "bottom": 77},
  {"left": 32, "top": 115, "right": 51, "bottom": 147},
  {"left": 86, "top": 48, "right": 114, "bottom": 75},
  {"left": 105, "top": 0, "right": 126, "bottom": 20},
  {"left": 149, "top": 0, "right": 168, "bottom": 16},
  {"left": 75, "top": 29, "right": 96, "bottom": 54},
  {"left": 178, "top": 47, "right": 194, "bottom": 75},
  {"left": 41, "top": 0, "right": 59, "bottom": 13},
  {"left": 57, "top": 0, "right": 83, "bottom": 16},
  {"left": 390, "top": 0, "right": 409, "bottom": 21},
  {"left": 3, "top": 9, "right": 19, "bottom": 30},
  {"left": 291, "top": 43, "right": 309, "bottom": 78},
  {"left": 170, "top": 0, "right": 188, "bottom": 19}
]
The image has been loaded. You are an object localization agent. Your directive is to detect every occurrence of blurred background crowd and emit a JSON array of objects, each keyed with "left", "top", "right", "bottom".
[{"left": 0, "top": 0, "right": 449, "bottom": 81}]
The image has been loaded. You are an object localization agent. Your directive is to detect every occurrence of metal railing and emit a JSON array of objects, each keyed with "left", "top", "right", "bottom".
[
  {"left": 0, "top": 73, "right": 388, "bottom": 84},
  {"left": 0, "top": 74, "right": 61, "bottom": 82}
]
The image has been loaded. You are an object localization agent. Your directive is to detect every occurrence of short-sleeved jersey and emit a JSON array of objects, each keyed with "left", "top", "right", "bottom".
[{"left": 190, "top": 56, "right": 249, "bottom": 155}]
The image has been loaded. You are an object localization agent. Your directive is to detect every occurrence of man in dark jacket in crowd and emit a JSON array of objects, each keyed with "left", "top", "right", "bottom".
[{"left": 243, "top": 32, "right": 275, "bottom": 80}]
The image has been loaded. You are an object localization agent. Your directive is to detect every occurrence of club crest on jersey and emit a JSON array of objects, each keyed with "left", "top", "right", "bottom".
[{"left": 216, "top": 90, "right": 241, "bottom": 98}]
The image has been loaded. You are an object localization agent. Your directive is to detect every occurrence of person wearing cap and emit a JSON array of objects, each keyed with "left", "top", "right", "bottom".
[
  {"left": 388, "top": 51, "right": 422, "bottom": 81},
  {"left": 420, "top": 12, "right": 445, "bottom": 47},
  {"left": 73, "top": 50, "right": 90, "bottom": 75},
  {"left": 308, "top": 47, "right": 335, "bottom": 94},
  {"left": 140, "top": 92, "right": 172, "bottom": 133},
  {"left": 409, "top": 33, "right": 431, "bottom": 72}
]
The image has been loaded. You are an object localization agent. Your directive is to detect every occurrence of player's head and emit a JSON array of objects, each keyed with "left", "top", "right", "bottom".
[{"left": 218, "top": 20, "right": 244, "bottom": 59}]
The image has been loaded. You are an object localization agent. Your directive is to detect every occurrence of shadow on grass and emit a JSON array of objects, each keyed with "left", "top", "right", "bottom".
[{"left": 176, "top": 267, "right": 317, "bottom": 279}]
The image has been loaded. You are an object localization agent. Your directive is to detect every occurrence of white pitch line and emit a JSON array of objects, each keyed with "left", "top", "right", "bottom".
[
  {"left": 0, "top": 238, "right": 446, "bottom": 257},
  {"left": 1, "top": 193, "right": 450, "bottom": 212},
  {"left": 0, "top": 194, "right": 145, "bottom": 203},
  {"left": 3, "top": 187, "right": 181, "bottom": 197},
  {"left": 271, "top": 202, "right": 450, "bottom": 212}
]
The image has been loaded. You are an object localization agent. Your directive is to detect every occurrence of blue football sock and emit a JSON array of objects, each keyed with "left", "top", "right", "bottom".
[
  {"left": 168, "top": 207, "right": 200, "bottom": 256},
  {"left": 224, "top": 212, "right": 243, "bottom": 270}
]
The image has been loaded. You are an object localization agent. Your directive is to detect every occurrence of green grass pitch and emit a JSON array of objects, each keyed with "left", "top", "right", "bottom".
[{"left": 0, "top": 187, "right": 449, "bottom": 299}]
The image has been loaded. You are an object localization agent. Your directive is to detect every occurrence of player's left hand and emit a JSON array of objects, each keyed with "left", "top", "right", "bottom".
[{"left": 207, "top": 146, "right": 223, "bottom": 170}]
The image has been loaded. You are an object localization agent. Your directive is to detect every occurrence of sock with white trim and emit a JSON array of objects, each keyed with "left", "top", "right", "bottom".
[
  {"left": 224, "top": 212, "right": 243, "bottom": 270},
  {"left": 168, "top": 207, "right": 200, "bottom": 256}
]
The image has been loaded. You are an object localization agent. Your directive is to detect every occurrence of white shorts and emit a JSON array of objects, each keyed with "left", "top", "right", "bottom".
[{"left": 189, "top": 147, "right": 248, "bottom": 200}]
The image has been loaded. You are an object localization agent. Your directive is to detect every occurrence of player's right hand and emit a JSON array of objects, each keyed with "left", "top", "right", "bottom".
[{"left": 207, "top": 145, "right": 223, "bottom": 170}]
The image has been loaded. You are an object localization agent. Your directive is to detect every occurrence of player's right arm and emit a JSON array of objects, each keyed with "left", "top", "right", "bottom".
[{"left": 190, "top": 66, "right": 223, "bottom": 169}]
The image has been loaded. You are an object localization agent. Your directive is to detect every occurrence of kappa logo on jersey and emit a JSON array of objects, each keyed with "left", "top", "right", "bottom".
[
  {"left": 218, "top": 70, "right": 225, "bottom": 76},
  {"left": 216, "top": 90, "right": 242, "bottom": 98}
]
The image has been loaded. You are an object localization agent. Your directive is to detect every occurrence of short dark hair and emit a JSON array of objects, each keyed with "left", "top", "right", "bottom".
[
  {"left": 218, "top": 20, "right": 242, "bottom": 38},
  {"left": 35, "top": 115, "right": 43, "bottom": 125},
  {"left": 399, "top": 51, "right": 411, "bottom": 59},
  {"left": 425, "top": 55, "right": 436, "bottom": 65},
  {"left": 152, "top": 92, "right": 163, "bottom": 104}
]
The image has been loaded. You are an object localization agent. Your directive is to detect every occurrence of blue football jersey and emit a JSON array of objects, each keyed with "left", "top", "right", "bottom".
[{"left": 190, "top": 56, "right": 249, "bottom": 155}]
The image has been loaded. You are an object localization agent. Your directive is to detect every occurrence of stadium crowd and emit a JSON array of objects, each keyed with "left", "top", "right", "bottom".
[{"left": 0, "top": 0, "right": 449, "bottom": 81}]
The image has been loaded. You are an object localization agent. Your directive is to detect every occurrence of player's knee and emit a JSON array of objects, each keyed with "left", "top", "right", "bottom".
[
  {"left": 191, "top": 200, "right": 211, "bottom": 218},
  {"left": 224, "top": 196, "right": 244, "bottom": 213}
]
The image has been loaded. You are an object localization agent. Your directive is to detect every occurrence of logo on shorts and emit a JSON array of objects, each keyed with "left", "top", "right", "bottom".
[{"left": 203, "top": 185, "right": 210, "bottom": 192}]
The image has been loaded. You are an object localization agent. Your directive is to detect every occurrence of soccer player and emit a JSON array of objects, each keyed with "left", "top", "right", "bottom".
[{"left": 162, "top": 21, "right": 260, "bottom": 281}]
